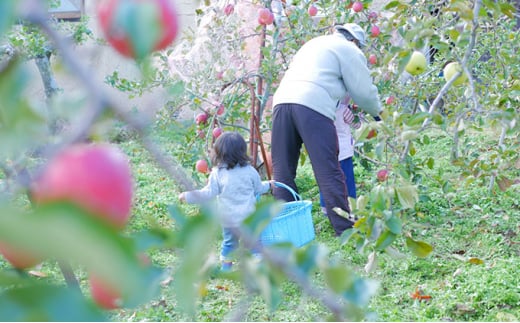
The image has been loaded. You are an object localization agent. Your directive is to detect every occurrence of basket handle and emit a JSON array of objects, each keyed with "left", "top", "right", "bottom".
[{"left": 274, "top": 181, "right": 302, "bottom": 201}]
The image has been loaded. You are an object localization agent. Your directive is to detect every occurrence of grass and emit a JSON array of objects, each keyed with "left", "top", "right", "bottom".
[
  {"left": 2, "top": 124, "right": 518, "bottom": 322},
  {"left": 104, "top": 124, "right": 520, "bottom": 321}
]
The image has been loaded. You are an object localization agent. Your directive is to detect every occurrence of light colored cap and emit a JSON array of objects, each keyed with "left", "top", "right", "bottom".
[{"left": 335, "top": 23, "right": 367, "bottom": 48}]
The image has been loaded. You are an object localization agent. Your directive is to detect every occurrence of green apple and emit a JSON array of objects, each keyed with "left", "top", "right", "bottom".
[
  {"left": 443, "top": 62, "right": 467, "bottom": 86},
  {"left": 405, "top": 51, "right": 427, "bottom": 76}
]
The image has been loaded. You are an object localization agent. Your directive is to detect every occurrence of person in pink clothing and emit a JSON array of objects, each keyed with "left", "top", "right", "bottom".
[{"left": 319, "top": 96, "right": 361, "bottom": 215}]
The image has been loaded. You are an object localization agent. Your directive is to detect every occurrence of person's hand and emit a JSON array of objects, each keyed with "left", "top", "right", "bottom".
[
  {"left": 344, "top": 104, "right": 362, "bottom": 129},
  {"left": 178, "top": 192, "right": 186, "bottom": 202}
]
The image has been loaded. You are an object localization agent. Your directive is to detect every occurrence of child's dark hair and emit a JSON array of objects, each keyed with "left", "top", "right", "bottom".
[{"left": 211, "top": 132, "right": 251, "bottom": 169}]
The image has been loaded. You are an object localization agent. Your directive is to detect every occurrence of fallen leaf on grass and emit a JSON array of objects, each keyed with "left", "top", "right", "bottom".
[
  {"left": 468, "top": 257, "right": 484, "bottom": 265},
  {"left": 410, "top": 288, "right": 431, "bottom": 301},
  {"left": 452, "top": 268, "right": 463, "bottom": 277},
  {"left": 28, "top": 270, "right": 47, "bottom": 278}
]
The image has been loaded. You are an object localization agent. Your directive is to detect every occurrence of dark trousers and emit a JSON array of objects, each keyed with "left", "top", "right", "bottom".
[{"left": 271, "top": 103, "right": 354, "bottom": 236}]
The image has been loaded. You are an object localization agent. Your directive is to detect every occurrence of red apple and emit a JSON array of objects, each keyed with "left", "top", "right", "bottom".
[
  {"left": 367, "top": 129, "right": 377, "bottom": 139},
  {"left": 368, "top": 11, "right": 378, "bottom": 21},
  {"left": 32, "top": 144, "right": 134, "bottom": 230},
  {"left": 386, "top": 95, "right": 396, "bottom": 105},
  {"left": 216, "top": 104, "right": 225, "bottom": 115},
  {"left": 196, "top": 159, "right": 209, "bottom": 174},
  {"left": 0, "top": 242, "right": 42, "bottom": 270},
  {"left": 258, "top": 8, "right": 274, "bottom": 25},
  {"left": 377, "top": 169, "right": 389, "bottom": 182},
  {"left": 223, "top": 3, "right": 234, "bottom": 15},
  {"left": 352, "top": 1, "right": 363, "bottom": 12},
  {"left": 216, "top": 71, "right": 224, "bottom": 80},
  {"left": 197, "top": 130, "right": 205, "bottom": 139},
  {"left": 368, "top": 54, "right": 377, "bottom": 65},
  {"left": 195, "top": 112, "right": 209, "bottom": 125},
  {"left": 308, "top": 5, "right": 318, "bottom": 16},
  {"left": 212, "top": 127, "right": 223, "bottom": 138},
  {"left": 89, "top": 275, "right": 122, "bottom": 310},
  {"left": 97, "top": 0, "right": 179, "bottom": 59},
  {"left": 370, "top": 25, "right": 380, "bottom": 37}
]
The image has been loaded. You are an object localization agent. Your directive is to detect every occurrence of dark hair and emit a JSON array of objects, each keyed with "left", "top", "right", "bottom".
[
  {"left": 336, "top": 28, "right": 360, "bottom": 48},
  {"left": 210, "top": 132, "right": 251, "bottom": 169}
]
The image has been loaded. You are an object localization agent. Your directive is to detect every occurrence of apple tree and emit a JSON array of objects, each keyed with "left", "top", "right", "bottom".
[{"left": 0, "top": 0, "right": 380, "bottom": 321}]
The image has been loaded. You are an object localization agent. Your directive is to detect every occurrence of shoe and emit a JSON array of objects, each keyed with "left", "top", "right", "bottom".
[{"left": 221, "top": 261, "right": 233, "bottom": 272}]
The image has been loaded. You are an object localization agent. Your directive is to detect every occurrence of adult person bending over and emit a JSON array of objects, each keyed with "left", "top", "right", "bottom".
[{"left": 271, "top": 23, "right": 382, "bottom": 237}]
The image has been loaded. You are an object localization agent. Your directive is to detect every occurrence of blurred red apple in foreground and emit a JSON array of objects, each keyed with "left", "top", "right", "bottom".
[
  {"left": 32, "top": 143, "right": 134, "bottom": 230},
  {"left": 97, "top": 0, "right": 179, "bottom": 59},
  {"left": 0, "top": 242, "right": 42, "bottom": 269},
  {"left": 89, "top": 275, "right": 122, "bottom": 310}
]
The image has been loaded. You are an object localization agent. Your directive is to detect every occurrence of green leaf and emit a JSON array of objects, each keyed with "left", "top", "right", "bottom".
[
  {"left": 0, "top": 285, "right": 107, "bottom": 321},
  {"left": 0, "top": 58, "right": 47, "bottom": 157},
  {"left": 0, "top": 0, "right": 15, "bottom": 38},
  {"left": 243, "top": 200, "right": 282, "bottom": 236},
  {"left": 426, "top": 157, "right": 434, "bottom": 169},
  {"left": 343, "top": 276, "right": 379, "bottom": 307},
  {"left": 295, "top": 244, "right": 328, "bottom": 274},
  {"left": 375, "top": 230, "right": 397, "bottom": 251},
  {"left": 370, "top": 185, "right": 388, "bottom": 211},
  {"left": 395, "top": 184, "right": 419, "bottom": 209},
  {"left": 384, "top": 1, "right": 403, "bottom": 10},
  {"left": 406, "top": 112, "right": 429, "bottom": 126},
  {"left": 339, "top": 228, "right": 358, "bottom": 245},
  {"left": 385, "top": 215, "right": 402, "bottom": 235},
  {"left": 405, "top": 236, "right": 433, "bottom": 258},
  {"left": 324, "top": 265, "right": 354, "bottom": 293},
  {"left": 0, "top": 202, "right": 161, "bottom": 308},
  {"left": 172, "top": 207, "right": 220, "bottom": 316}
]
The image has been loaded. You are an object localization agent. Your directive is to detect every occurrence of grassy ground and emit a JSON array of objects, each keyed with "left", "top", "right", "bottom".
[
  {"left": 100, "top": 124, "right": 520, "bottom": 322},
  {"left": 3, "top": 124, "right": 517, "bottom": 321}
]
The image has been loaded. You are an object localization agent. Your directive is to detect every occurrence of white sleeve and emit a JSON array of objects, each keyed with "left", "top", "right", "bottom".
[{"left": 340, "top": 49, "right": 382, "bottom": 117}]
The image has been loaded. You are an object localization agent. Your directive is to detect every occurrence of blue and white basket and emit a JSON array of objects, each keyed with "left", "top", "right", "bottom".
[{"left": 260, "top": 182, "right": 315, "bottom": 247}]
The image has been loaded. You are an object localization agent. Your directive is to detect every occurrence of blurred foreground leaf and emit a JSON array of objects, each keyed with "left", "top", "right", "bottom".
[
  {"left": 0, "top": 284, "right": 107, "bottom": 321},
  {"left": 0, "top": 202, "right": 162, "bottom": 308}
]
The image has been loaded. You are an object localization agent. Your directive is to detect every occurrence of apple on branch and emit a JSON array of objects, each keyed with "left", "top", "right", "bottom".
[
  {"left": 196, "top": 159, "right": 209, "bottom": 174},
  {"left": 195, "top": 112, "right": 209, "bottom": 125},
  {"left": 368, "top": 54, "right": 377, "bottom": 65},
  {"left": 443, "top": 62, "right": 468, "bottom": 86},
  {"left": 308, "top": 5, "right": 318, "bottom": 16},
  {"left": 405, "top": 51, "right": 427, "bottom": 76},
  {"left": 352, "top": 1, "right": 364, "bottom": 12},
  {"left": 377, "top": 169, "right": 389, "bottom": 182}
]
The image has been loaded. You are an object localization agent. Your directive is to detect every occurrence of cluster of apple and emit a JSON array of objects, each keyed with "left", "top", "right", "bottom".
[
  {"left": 194, "top": 103, "right": 227, "bottom": 174},
  {"left": 0, "top": 144, "right": 136, "bottom": 309},
  {"left": 405, "top": 51, "right": 468, "bottom": 85}
]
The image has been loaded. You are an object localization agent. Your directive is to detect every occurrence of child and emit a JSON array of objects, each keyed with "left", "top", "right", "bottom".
[
  {"left": 179, "top": 132, "right": 274, "bottom": 271},
  {"left": 320, "top": 96, "right": 361, "bottom": 215}
]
